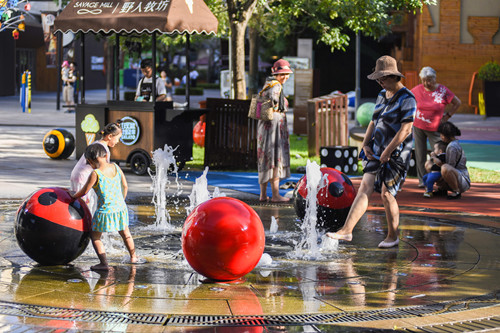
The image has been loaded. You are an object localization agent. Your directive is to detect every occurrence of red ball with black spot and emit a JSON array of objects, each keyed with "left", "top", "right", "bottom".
[
  {"left": 293, "top": 167, "right": 356, "bottom": 231},
  {"left": 15, "top": 187, "right": 92, "bottom": 265}
]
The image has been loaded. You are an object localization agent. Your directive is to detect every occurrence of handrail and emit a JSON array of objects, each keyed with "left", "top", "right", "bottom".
[{"left": 469, "top": 71, "right": 478, "bottom": 114}]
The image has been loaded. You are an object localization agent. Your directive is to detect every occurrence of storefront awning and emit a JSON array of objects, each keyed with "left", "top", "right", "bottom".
[{"left": 54, "top": 0, "right": 218, "bottom": 35}]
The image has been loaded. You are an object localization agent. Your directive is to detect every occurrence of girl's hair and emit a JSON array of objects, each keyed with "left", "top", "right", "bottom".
[
  {"left": 99, "top": 120, "right": 122, "bottom": 137},
  {"left": 85, "top": 143, "right": 108, "bottom": 163},
  {"left": 419, "top": 66, "right": 436, "bottom": 79},
  {"left": 438, "top": 121, "right": 461, "bottom": 138}
]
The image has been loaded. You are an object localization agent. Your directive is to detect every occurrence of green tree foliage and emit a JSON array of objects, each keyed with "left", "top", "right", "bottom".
[
  {"left": 226, "top": 0, "right": 436, "bottom": 98},
  {"left": 256, "top": 0, "right": 436, "bottom": 51}
]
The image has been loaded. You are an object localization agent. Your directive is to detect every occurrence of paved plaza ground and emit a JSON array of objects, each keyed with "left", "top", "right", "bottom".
[{"left": 0, "top": 90, "right": 499, "bottom": 331}]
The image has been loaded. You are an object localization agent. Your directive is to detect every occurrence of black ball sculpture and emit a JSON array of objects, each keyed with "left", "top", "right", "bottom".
[{"left": 43, "top": 128, "right": 75, "bottom": 159}]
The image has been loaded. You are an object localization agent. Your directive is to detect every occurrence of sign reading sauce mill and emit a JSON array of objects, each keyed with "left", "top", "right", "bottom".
[{"left": 120, "top": 116, "right": 140, "bottom": 146}]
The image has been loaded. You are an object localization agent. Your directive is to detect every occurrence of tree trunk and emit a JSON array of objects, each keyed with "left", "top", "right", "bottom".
[
  {"left": 227, "top": 0, "right": 258, "bottom": 100},
  {"left": 248, "top": 25, "right": 259, "bottom": 97},
  {"left": 231, "top": 22, "right": 247, "bottom": 99}
]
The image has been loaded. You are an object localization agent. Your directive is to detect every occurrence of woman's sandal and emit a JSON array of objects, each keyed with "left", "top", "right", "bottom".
[
  {"left": 279, "top": 181, "right": 293, "bottom": 190},
  {"left": 325, "top": 232, "right": 353, "bottom": 241},
  {"left": 447, "top": 191, "right": 461, "bottom": 200}
]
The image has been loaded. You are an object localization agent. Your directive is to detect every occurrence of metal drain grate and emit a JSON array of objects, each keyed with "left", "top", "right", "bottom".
[
  {"left": 0, "top": 292, "right": 498, "bottom": 327},
  {"left": 0, "top": 302, "right": 168, "bottom": 325},
  {"left": 403, "top": 316, "right": 500, "bottom": 332}
]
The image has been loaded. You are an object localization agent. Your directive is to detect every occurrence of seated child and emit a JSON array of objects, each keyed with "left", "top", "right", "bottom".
[{"left": 423, "top": 140, "right": 447, "bottom": 198}]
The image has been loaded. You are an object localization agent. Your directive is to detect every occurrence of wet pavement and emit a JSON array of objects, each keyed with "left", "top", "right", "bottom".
[
  {"left": 0, "top": 199, "right": 499, "bottom": 332},
  {"left": 0, "top": 91, "right": 499, "bottom": 331}
]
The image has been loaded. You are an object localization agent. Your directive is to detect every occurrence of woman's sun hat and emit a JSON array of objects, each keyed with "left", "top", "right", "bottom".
[
  {"left": 367, "top": 55, "right": 404, "bottom": 80},
  {"left": 271, "top": 59, "right": 293, "bottom": 75}
]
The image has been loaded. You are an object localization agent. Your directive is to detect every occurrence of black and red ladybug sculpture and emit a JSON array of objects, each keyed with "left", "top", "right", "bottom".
[
  {"left": 15, "top": 187, "right": 91, "bottom": 265},
  {"left": 293, "top": 167, "right": 356, "bottom": 232}
]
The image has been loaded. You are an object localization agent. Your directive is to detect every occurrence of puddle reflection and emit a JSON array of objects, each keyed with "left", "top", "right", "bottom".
[{"left": 0, "top": 199, "right": 496, "bottom": 319}]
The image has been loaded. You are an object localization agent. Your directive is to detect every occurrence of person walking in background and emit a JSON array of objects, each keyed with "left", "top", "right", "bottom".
[
  {"left": 189, "top": 68, "right": 199, "bottom": 87},
  {"left": 327, "top": 55, "right": 416, "bottom": 248},
  {"left": 62, "top": 62, "right": 77, "bottom": 113},
  {"left": 71, "top": 144, "right": 142, "bottom": 271},
  {"left": 422, "top": 140, "right": 447, "bottom": 198},
  {"left": 160, "top": 70, "right": 173, "bottom": 101},
  {"left": 411, "top": 66, "right": 461, "bottom": 188},
  {"left": 70, "top": 122, "right": 123, "bottom": 214},
  {"left": 61, "top": 60, "right": 69, "bottom": 84},
  {"left": 431, "top": 121, "right": 470, "bottom": 199},
  {"left": 257, "top": 59, "right": 292, "bottom": 203}
]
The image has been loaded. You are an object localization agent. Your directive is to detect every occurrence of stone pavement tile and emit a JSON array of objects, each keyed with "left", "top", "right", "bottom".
[
  {"left": 112, "top": 323, "right": 168, "bottom": 332},
  {"left": 397, "top": 307, "right": 500, "bottom": 330},
  {"left": 126, "top": 297, "right": 232, "bottom": 315},
  {"left": 317, "top": 319, "right": 405, "bottom": 331},
  {"left": 256, "top": 297, "right": 341, "bottom": 316}
]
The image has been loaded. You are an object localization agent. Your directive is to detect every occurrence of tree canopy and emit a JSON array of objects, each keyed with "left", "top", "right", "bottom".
[{"left": 221, "top": 0, "right": 436, "bottom": 98}]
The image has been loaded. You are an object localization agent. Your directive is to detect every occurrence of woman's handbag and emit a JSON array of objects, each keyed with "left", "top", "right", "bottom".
[{"left": 248, "top": 82, "right": 279, "bottom": 121}]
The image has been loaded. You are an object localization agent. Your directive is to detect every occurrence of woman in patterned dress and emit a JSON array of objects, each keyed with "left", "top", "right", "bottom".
[
  {"left": 327, "top": 55, "right": 416, "bottom": 248},
  {"left": 72, "top": 144, "right": 141, "bottom": 270},
  {"left": 257, "top": 59, "right": 292, "bottom": 203}
]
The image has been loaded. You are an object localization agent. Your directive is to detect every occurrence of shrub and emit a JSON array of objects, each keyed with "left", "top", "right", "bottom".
[
  {"left": 478, "top": 61, "right": 500, "bottom": 82},
  {"left": 175, "top": 87, "right": 204, "bottom": 95},
  {"left": 198, "top": 82, "right": 220, "bottom": 89}
]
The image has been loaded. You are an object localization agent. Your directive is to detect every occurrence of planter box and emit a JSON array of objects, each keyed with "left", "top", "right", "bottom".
[{"left": 484, "top": 80, "right": 500, "bottom": 117}]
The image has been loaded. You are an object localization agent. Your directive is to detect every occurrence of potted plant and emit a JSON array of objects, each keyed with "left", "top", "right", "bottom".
[{"left": 478, "top": 61, "right": 500, "bottom": 117}]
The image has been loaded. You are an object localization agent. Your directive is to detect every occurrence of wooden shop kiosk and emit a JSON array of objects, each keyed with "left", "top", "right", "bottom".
[{"left": 54, "top": 0, "right": 218, "bottom": 174}]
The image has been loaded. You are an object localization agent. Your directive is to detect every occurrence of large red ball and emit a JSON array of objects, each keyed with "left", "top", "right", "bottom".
[
  {"left": 15, "top": 187, "right": 92, "bottom": 265},
  {"left": 293, "top": 167, "right": 356, "bottom": 231},
  {"left": 182, "top": 197, "right": 265, "bottom": 282}
]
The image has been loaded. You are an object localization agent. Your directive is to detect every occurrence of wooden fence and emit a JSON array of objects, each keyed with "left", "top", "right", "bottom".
[
  {"left": 307, "top": 94, "right": 349, "bottom": 157},
  {"left": 204, "top": 98, "right": 257, "bottom": 170}
]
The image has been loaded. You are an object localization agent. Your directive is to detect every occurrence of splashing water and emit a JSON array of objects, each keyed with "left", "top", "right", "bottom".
[
  {"left": 270, "top": 216, "right": 278, "bottom": 234},
  {"left": 185, "top": 167, "right": 225, "bottom": 215},
  {"left": 289, "top": 160, "right": 330, "bottom": 260},
  {"left": 149, "top": 145, "right": 182, "bottom": 232}
]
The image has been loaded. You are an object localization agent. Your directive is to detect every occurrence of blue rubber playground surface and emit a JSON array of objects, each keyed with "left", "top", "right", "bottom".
[
  {"left": 461, "top": 141, "right": 500, "bottom": 172},
  {"left": 178, "top": 139, "right": 500, "bottom": 198},
  {"left": 178, "top": 171, "right": 305, "bottom": 197}
]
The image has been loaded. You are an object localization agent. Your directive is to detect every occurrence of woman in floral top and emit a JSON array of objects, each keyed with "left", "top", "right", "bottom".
[
  {"left": 411, "top": 66, "right": 461, "bottom": 188},
  {"left": 257, "top": 59, "right": 292, "bottom": 203}
]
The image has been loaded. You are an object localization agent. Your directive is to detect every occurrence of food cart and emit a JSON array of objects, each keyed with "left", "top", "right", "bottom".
[{"left": 54, "top": 0, "right": 218, "bottom": 174}]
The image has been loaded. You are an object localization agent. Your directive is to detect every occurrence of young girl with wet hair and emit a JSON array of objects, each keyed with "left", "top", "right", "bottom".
[
  {"left": 72, "top": 143, "right": 141, "bottom": 270},
  {"left": 70, "top": 121, "right": 123, "bottom": 213}
]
